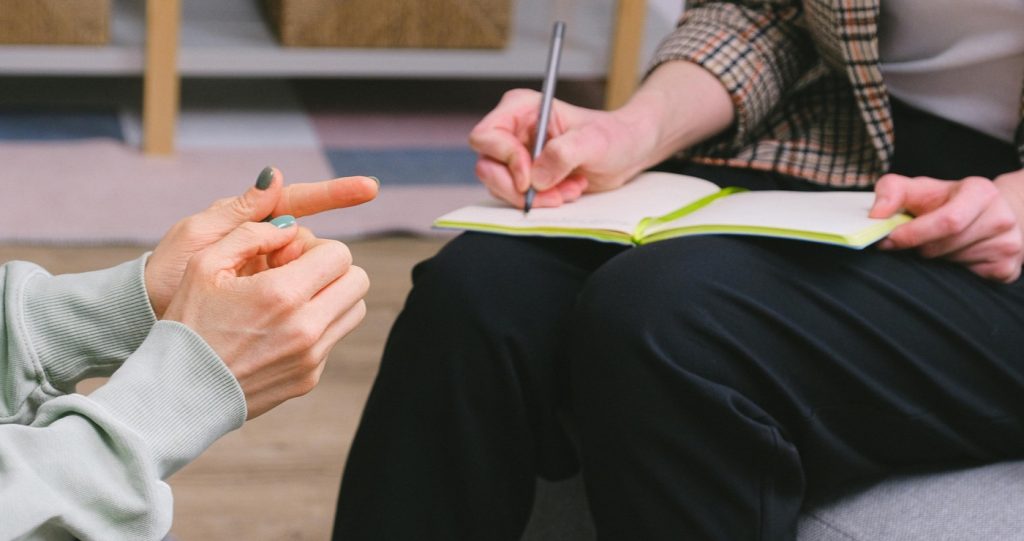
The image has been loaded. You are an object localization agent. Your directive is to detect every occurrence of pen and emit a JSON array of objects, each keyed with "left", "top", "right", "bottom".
[{"left": 524, "top": 21, "right": 566, "bottom": 215}]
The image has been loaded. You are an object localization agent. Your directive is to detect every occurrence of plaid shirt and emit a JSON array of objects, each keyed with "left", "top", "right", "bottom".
[{"left": 649, "top": 0, "right": 1024, "bottom": 187}]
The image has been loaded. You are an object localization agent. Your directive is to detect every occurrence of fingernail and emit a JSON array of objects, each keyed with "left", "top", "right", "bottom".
[
  {"left": 269, "top": 215, "right": 295, "bottom": 229},
  {"left": 255, "top": 166, "right": 275, "bottom": 190},
  {"left": 368, "top": 176, "right": 380, "bottom": 187}
]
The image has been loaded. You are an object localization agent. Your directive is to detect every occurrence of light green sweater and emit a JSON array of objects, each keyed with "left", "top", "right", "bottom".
[{"left": 1, "top": 255, "right": 247, "bottom": 540}]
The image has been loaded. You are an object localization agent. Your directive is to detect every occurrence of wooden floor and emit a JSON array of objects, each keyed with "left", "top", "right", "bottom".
[{"left": 0, "top": 235, "right": 448, "bottom": 541}]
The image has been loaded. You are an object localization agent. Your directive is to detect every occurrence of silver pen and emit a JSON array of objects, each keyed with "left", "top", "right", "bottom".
[{"left": 524, "top": 21, "right": 566, "bottom": 215}]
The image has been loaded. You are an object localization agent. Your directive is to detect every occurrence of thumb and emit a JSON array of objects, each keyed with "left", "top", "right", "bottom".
[
  {"left": 211, "top": 166, "right": 285, "bottom": 229},
  {"left": 873, "top": 175, "right": 955, "bottom": 219},
  {"left": 200, "top": 216, "right": 299, "bottom": 275},
  {"left": 869, "top": 174, "right": 910, "bottom": 218}
]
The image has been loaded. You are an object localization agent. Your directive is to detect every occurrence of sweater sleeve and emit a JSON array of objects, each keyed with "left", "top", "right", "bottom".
[
  {"left": 647, "top": 0, "right": 818, "bottom": 147},
  {"left": 1, "top": 259, "right": 248, "bottom": 540},
  {"left": 5, "top": 256, "right": 156, "bottom": 400}
]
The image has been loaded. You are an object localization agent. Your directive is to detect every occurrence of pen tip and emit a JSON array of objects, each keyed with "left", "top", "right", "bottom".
[{"left": 523, "top": 189, "right": 535, "bottom": 215}]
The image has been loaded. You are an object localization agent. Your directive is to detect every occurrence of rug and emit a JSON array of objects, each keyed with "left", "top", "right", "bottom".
[{"left": 0, "top": 77, "right": 605, "bottom": 245}]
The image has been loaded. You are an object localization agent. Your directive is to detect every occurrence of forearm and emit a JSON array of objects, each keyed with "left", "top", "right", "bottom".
[
  {"left": 639, "top": 0, "right": 815, "bottom": 154},
  {"left": 1, "top": 321, "right": 246, "bottom": 540},
  {"left": 3, "top": 256, "right": 156, "bottom": 413},
  {"left": 613, "top": 60, "right": 736, "bottom": 171}
]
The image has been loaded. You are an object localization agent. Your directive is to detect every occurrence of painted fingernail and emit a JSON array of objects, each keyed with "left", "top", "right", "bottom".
[
  {"left": 270, "top": 215, "right": 296, "bottom": 229},
  {"left": 255, "top": 166, "right": 275, "bottom": 190},
  {"left": 367, "top": 176, "right": 380, "bottom": 187}
]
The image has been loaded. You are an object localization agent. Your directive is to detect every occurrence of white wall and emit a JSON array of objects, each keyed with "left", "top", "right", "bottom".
[{"left": 642, "top": 0, "right": 685, "bottom": 69}]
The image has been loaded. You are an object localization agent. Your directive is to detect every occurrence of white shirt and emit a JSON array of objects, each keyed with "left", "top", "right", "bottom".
[{"left": 878, "top": 0, "right": 1024, "bottom": 142}]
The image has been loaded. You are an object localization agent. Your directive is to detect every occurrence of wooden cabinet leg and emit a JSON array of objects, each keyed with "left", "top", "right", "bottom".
[
  {"left": 605, "top": 0, "right": 646, "bottom": 110},
  {"left": 143, "top": 0, "right": 181, "bottom": 155}
]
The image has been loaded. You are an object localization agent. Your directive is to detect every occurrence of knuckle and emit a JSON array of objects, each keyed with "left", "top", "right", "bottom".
[
  {"left": 502, "top": 88, "right": 533, "bottom": 102},
  {"left": 474, "top": 158, "right": 491, "bottom": 180},
  {"left": 288, "top": 322, "right": 320, "bottom": 351},
  {"left": 328, "top": 240, "right": 353, "bottom": 269},
  {"left": 992, "top": 212, "right": 1017, "bottom": 233},
  {"left": 352, "top": 299, "right": 368, "bottom": 323},
  {"left": 872, "top": 174, "right": 905, "bottom": 193},
  {"left": 891, "top": 230, "right": 915, "bottom": 248},
  {"left": 467, "top": 127, "right": 486, "bottom": 149},
  {"left": 875, "top": 174, "right": 902, "bottom": 191},
  {"left": 299, "top": 348, "right": 323, "bottom": 371},
  {"left": 964, "top": 176, "right": 993, "bottom": 188},
  {"left": 938, "top": 211, "right": 967, "bottom": 233},
  {"left": 546, "top": 139, "right": 572, "bottom": 166},
  {"left": 998, "top": 237, "right": 1023, "bottom": 258},
  {"left": 209, "top": 196, "right": 234, "bottom": 210},
  {"left": 265, "top": 284, "right": 301, "bottom": 308},
  {"left": 969, "top": 177, "right": 999, "bottom": 200},
  {"left": 229, "top": 193, "right": 258, "bottom": 216},
  {"left": 177, "top": 215, "right": 203, "bottom": 238},
  {"left": 297, "top": 371, "right": 322, "bottom": 396},
  {"left": 348, "top": 265, "right": 371, "bottom": 295},
  {"left": 237, "top": 221, "right": 265, "bottom": 236},
  {"left": 994, "top": 263, "right": 1019, "bottom": 283},
  {"left": 189, "top": 249, "right": 218, "bottom": 275}
]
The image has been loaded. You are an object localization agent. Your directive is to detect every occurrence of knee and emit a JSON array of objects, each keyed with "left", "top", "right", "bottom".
[
  {"left": 574, "top": 237, "right": 767, "bottom": 335},
  {"left": 406, "top": 233, "right": 528, "bottom": 321},
  {"left": 569, "top": 237, "right": 783, "bottom": 393}
]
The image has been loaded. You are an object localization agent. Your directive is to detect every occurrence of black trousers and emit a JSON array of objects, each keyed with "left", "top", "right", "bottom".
[{"left": 333, "top": 103, "right": 1024, "bottom": 540}]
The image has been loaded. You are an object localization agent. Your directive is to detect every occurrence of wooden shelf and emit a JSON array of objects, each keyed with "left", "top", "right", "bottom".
[
  {"left": 0, "top": 0, "right": 621, "bottom": 78},
  {"left": 175, "top": 0, "right": 616, "bottom": 78},
  {"left": 0, "top": 0, "right": 655, "bottom": 153},
  {"left": 0, "top": 0, "right": 146, "bottom": 75}
]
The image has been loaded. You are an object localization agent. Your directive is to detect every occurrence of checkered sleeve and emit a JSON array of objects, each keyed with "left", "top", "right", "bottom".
[{"left": 648, "top": 1, "right": 818, "bottom": 149}]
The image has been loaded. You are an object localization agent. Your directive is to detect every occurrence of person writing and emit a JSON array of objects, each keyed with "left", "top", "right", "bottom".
[
  {"left": 2, "top": 168, "right": 376, "bottom": 540},
  {"left": 334, "top": 0, "right": 1024, "bottom": 539}
]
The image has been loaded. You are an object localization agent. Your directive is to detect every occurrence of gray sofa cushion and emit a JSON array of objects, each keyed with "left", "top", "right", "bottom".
[
  {"left": 524, "top": 461, "right": 1024, "bottom": 540},
  {"left": 798, "top": 461, "right": 1024, "bottom": 540}
]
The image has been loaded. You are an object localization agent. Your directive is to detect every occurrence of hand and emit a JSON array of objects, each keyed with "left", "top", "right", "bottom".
[
  {"left": 468, "top": 89, "right": 656, "bottom": 209},
  {"left": 870, "top": 170, "right": 1024, "bottom": 283},
  {"left": 163, "top": 219, "right": 369, "bottom": 419},
  {"left": 146, "top": 168, "right": 378, "bottom": 317}
]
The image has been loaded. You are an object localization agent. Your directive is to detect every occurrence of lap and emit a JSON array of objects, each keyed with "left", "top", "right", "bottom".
[{"left": 569, "top": 234, "right": 1024, "bottom": 492}]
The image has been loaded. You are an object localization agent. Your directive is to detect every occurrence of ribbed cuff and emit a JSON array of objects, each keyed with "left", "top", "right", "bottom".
[
  {"left": 22, "top": 255, "right": 156, "bottom": 392},
  {"left": 89, "top": 321, "right": 247, "bottom": 478}
]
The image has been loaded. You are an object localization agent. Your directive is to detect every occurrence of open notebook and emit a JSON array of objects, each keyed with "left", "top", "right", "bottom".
[{"left": 434, "top": 171, "right": 910, "bottom": 248}]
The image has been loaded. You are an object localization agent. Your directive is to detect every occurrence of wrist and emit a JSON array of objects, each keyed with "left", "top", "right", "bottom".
[
  {"left": 617, "top": 61, "right": 735, "bottom": 167},
  {"left": 610, "top": 93, "right": 666, "bottom": 172}
]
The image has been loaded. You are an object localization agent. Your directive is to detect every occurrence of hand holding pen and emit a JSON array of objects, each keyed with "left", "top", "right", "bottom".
[{"left": 469, "top": 21, "right": 652, "bottom": 210}]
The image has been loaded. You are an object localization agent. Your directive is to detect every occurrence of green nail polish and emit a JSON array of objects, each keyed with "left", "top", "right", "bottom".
[
  {"left": 255, "top": 166, "right": 275, "bottom": 190},
  {"left": 270, "top": 215, "right": 296, "bottom": 229},
  {"left": 368, "top": 176, "right": 380, "bottom": 186}
]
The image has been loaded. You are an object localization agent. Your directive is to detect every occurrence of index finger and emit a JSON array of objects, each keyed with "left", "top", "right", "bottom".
[
  {"left": 884, "top": 179, "right": 989, "bottom": 249},
  {"left": 271, "top": 176, "right": 379, "bottom": 219},
  {"left": 871, "top": 175, "right": 955, "bottom": 219}
]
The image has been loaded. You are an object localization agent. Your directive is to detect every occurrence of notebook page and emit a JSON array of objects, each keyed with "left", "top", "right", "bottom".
[
  {"left": 650, "top": 190, "right": 883, "bottom": 237},
  {"left": 435, "top": 172, "right": 720, "bottom": 233}
]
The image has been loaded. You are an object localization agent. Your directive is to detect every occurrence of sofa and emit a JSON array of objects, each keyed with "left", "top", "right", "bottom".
[{"left": 522, "top": 460, "right": 1024, "bottom": 540}]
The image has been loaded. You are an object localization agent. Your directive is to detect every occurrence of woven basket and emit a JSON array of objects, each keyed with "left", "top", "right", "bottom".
[
  {"left": 0, "top": 0, "right": 109, "bottom": 45},
  {"left": 264, "top": 0, "right": 512, "bottom": 49}
]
